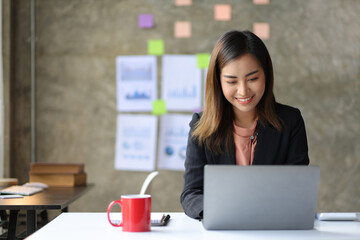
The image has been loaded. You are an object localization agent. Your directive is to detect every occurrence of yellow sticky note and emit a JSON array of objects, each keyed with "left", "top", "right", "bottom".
[
  {"left": 152, "top": 100, "right": 167, "bottom": 115},
  {"left": 148, "top": 39, "right": 165, "bottom": 55},
  {"left": 253, "top": 23, "right": 270, "bottom": 40},
  {"left": 214, "top": 4, "right": 231, "bottom": 21},
  {"left": 174, "top": 21, "right": 191, "bottom": 38},
  {"left": 253, "top": 0, "right": 270, "bottom": 5},
  {"left": 196, "top": 53, "right": 211, "bottom": 69},
  {"left": 175, "top": 0, "right": 192, "bottom": 6}
]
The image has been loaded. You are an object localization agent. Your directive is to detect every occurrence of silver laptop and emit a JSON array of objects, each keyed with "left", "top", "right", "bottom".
[{"left": 203, "top": 165, "right": 320, "bottom": 230}]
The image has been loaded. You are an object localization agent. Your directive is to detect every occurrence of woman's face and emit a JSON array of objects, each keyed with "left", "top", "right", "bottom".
[{"left": 220, "top": 53, "right": 266, "bottom": 121}]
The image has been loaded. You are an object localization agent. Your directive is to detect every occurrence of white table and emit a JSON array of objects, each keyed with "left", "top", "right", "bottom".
[{"left": 26, "top": 212, "right": 360, "bottom": 240}]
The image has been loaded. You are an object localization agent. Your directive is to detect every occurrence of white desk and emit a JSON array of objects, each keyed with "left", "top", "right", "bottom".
[{"left": 26, "top": 212, "right": 360, "bottom": 240}]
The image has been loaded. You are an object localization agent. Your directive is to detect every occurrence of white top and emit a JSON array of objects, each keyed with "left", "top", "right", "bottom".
[{"left": 26, "top": 212, "right": 360, "bottom": 240}]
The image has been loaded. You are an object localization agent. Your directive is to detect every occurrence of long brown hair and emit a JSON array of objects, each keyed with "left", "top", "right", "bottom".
[{"left": 192, "top": 30, "right": 281, "bottom": 154}]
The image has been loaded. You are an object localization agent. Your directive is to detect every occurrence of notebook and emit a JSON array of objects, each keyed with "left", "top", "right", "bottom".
[
  {"left": 0, "top": 185, "right": 44, "bottom": 196},
  {"left": 203, "top": 165, "right": 320, "bottom": 230}
]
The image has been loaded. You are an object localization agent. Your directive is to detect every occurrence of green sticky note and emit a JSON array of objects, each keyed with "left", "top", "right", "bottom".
[
  {"left": 152, "top": 100, "right": 167, "bottom": 115},
  {"left": 148, "top": 39, "right": 164, "bottom": 55},
  {"left": 196, "top": 53, "right": 211, "bottom": 69}
]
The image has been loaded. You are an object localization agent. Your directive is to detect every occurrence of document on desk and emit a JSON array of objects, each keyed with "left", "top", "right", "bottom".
[
  {"left": 110, "top": 214, "right": 171, "bottom": 226},
  {"left": 0, "top": 194, "right": 24, "bottom": 199},
  {"left": 316, "top": 212, "right": 359, "bottom": 221}
]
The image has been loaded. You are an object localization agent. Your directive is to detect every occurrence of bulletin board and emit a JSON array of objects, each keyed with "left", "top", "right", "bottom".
[{"left": 21, "top": 0, "right": 360, "bottom": 213}]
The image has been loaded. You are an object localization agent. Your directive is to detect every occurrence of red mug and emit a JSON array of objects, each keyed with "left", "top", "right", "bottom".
[{"left": 107, "top": 194, "right": 151, "bottom": 232}]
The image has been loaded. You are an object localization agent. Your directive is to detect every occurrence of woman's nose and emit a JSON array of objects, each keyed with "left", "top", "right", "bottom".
[{"left": 237, "top": 82, "right": 248, "bottom": 96}]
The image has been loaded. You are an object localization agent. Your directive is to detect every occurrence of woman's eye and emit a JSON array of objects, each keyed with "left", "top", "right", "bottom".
[{"left": 248, "top": 77, "right": 258, "bottom": 82}]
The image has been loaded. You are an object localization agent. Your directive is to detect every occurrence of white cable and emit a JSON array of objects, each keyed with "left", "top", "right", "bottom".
[{"left": 140, "top": 171, "right": 159, "bottom": 195}]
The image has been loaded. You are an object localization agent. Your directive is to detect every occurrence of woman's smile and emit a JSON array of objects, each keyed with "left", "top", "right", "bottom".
[{"left": 235, "top": 95, "right": 255, "bottom": 104}]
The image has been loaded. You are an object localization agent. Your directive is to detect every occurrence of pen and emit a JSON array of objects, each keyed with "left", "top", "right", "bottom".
[{"left": 161, "top": 214, "right": 170, "bottom": 225}]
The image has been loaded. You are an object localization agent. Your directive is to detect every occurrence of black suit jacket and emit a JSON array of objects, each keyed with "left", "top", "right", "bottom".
[{"left": 180, "top": 103, "right": 310, "bottom": 219}]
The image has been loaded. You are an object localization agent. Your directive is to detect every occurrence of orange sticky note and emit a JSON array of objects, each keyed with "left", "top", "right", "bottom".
[
  {"left": 253, "top": 0, "right": 270, "bottom": 5},
  {"left": 175, "top": 0, "right": 192, "bottom": 6},
  {"left": 253, "top": 23, "right": 270, "bottom": 40},
  {"left": 214, "top": 4, "right": 231, "bottom": 21},
  {"left": 174, "top": 21, "right": 191, "bottom": 38}
]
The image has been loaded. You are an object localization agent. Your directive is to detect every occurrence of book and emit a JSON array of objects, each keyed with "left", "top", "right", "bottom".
[
  {"left": 30, "top": 163, "right": 84, "bottom": 174},
  {"left": 29, "top": 173, "right": 87, "bottom": 187},
  {"left": 0, "top": 178, "right": 19, "bottom": 188}
]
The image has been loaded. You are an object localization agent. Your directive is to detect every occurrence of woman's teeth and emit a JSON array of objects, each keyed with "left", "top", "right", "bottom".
[{"left": 237, "top": 96, "right": 252, "bottom": 102}]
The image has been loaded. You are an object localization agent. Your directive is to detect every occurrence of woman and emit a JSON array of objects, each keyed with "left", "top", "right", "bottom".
[{"left": 180, "top": 30, "right": 309, "bottom": 219}]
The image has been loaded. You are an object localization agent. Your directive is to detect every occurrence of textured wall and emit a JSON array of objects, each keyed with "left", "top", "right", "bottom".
[
  {"left": 1, "top": 0, "right": 11, "bottom": 178},
  {"left": 9, "top": 0, "right": 33, "bottom": 182},
  {"left": 10, "top": 0, "right": 360, "bottom": 213}
]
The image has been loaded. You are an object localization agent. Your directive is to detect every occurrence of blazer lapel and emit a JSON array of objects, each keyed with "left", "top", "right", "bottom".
[
  {"left": 253, "top": 123, "right": 280, "bottom": 165},
  {"left": 220, "top": 151, "right": 236, "bottom": 165},
  {"left": 208, "top": 148, "right": 236, "bottom": 165}
]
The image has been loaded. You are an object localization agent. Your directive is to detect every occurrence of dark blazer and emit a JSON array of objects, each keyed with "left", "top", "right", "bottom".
[{"left": 180, "top": 103, "right": 310, "bottom": 219}]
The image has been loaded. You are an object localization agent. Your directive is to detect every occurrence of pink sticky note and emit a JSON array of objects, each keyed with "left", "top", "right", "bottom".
[
  {"left": 175, "top": 0, "right": 192, "bottom": 6},
  {"left": 193, "top": 107, "right": 203, "bottom": 113},
  {"left": 174, "top": 21, "right": 191, "bottom": 38},
  {"left": 253, "top": 23, "right": 270, "bottom": 40},
  {"left": 214, "top": 4, "right": 231, "bottom": 21},
  {"left": 253, "top": 0, "right": 270, "bottom": 5},
  {"left": 138, "top": 14, "right": 154, "bottom": 28}
]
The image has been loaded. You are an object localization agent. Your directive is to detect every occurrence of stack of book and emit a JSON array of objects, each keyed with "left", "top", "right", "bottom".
[
  {"left": 29, "top": 163, "right": 87, "bottom": 187},
  {"left": 0, "top": 178, "right": 18, "bottom": 189}
]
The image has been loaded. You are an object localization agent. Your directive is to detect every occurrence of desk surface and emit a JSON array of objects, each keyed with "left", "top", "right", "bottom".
[
  {"left": 26, "top": 212, "right": 360, "bottom": 240},
  {"left": 0, "top": 185, "right": 93, "bottom": 210}
]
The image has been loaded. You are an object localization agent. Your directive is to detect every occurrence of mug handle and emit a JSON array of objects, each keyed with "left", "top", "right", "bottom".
[{"left": 107, "top": 200, "right": 123, "bottom": 227}]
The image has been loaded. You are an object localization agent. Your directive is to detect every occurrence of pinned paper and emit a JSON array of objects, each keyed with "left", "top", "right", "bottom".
[
  {"left": 162, "top": 55, "right": 202, "bottom": 111},
  {"left": 148, "top": 39, "right": 164, "bottom": 55},
  {"left": 116, "top": 56, "right": 157, "bottom": 112},
  {"left": 175, "top": 0, "right": 192, "bottom": 6},
  {"left": 138, "top": 14, "right": 154, "bottom": 28},
  {"left": 196, "top": 53, "right": 211, "bottom": 69},
  {"left": 253, "top": 23, "right": 270, "bottom": 40},
  {"left": 174, "top": 21, "right": 191, "bottom": 38},
  {"left": 152, "top": 100, "right": 167, "bottom": 115},
  {"left": 157, "top": 114, "right": 192, "bottom": 171},
  {"left": 115, "top": 114, "right": 158, "bottom": 172},
  {"left": 214, "top": 4, "right": 231, "bottom": 21}
]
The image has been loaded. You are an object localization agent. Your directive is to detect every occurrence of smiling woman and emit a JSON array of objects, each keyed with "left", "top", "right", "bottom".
[
  {"left": 180, "top": 30, "right": 310, "bottom": 220},
  {"left": 220, "top": 54, "right": 265, "bottom": 128},
  {"left": 191, "top": 30, "right": 282, "bottom": 155}
]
